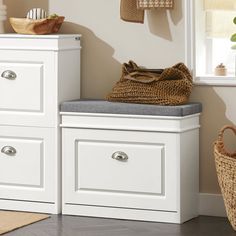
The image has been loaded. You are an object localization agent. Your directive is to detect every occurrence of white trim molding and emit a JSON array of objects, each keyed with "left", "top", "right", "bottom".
[
  {"left": 184, "top": 0, "right": 236, "bottom": 86},
  {"left": 199, "top": 193, "right": 227, "bottom": 217},
  {"left": 195, "top": 76, "right": 236, "bottom": 86},
  {"left": 60, "top": 112, "right": 201, "bottom": 133},
  {"left": 184, "top": 0, "right": 195, "bottom": 71}
]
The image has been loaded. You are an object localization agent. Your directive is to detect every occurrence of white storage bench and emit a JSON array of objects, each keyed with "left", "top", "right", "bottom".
[{"left": 60, "top": 100, "right": 202, "bottom": 223}]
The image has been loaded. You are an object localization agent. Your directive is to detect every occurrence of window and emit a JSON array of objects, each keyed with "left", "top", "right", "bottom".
[{"left": 192, "top": 0, "right": 236, "bottom": 85}]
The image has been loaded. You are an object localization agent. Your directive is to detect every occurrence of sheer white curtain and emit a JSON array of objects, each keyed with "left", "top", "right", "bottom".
[
  {"left": 204, "top": 0, "right": 236, "bottom": 11},
  {"left": 204, "top": 0, "right": 236, "bottom": 38}
]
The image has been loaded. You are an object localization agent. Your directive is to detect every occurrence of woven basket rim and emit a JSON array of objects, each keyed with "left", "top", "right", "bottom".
[
  {"left": 214, "top": 144, "right": 236, "bottom": 161},
  {"left": 214, "top": 125, "right": 236, "bottom": 231},
  {"left": 214, "top": 140, "right": 236, "bottom": 160}
]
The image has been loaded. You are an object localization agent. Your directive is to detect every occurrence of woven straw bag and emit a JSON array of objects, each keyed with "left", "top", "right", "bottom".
[
  {"left": 137, "top": 0, "right": 174, "bottom": 9},
  {"left": 214, "top": 126, "right": 236, "bottom": 230},
  {"left": 107, "top": 61, "right": 193, "bottom": 105}
]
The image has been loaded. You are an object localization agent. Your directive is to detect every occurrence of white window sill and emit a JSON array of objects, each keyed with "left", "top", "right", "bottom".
[{"left": 194, "top": 75, "right": 236, "bottom": 86}]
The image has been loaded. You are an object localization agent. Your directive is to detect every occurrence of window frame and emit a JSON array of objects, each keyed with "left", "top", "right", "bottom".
[{"left": 185, "top": 0, "right": 236, "bottom": 86}]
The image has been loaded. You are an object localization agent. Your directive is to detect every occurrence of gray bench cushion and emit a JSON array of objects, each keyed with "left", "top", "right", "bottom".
[{"left": 60, "top": 100, "right": 202, "bottom": 117}]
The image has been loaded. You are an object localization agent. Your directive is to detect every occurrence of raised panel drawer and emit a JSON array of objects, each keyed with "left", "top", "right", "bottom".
[
  {"left": 0, "top": 125, "right": 56, "bottom": 203},
  {"left": 77, "top": 141, "right": 164, "bottom": 195},
  {"left": 0, "top": 62, "right": 43, "bottom": 112},
  {"left": 0, "top": 138, "right": 43, "bottom": 187},
  {"left": 0, "top": 50, "right": 56, "bottom": 127},
  {"left": 63, "top": 128, "right": 178, "bottom": 212}
]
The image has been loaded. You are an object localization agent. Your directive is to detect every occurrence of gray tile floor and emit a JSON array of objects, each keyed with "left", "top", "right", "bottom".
[{"left": 4, "top": 215, "right": 236, "bottom": 236}]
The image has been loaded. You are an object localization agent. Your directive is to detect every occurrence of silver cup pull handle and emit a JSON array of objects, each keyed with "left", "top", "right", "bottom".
[
  {"left": 112, "top": 151, "right": 128, "bottom": 162},
  {"left": 1, "top": 146, "right": 17, "bottom": 156},
  {"left": 1, "top": 70, "right": 17, "bottom": 80}
]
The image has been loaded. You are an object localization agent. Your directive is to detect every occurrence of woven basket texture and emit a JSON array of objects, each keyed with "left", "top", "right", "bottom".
[
  {"left": 214, "top": 126, "right": 236, "bottom": 231},
  {"left": 137, "top": 0, "right": 174, "bottom": 9},
  {"left": 107, "top": 61, "right": 193, "bottom": 105},
  {"left": 120, "top": 0, "right": 144, "bottom": 23}
]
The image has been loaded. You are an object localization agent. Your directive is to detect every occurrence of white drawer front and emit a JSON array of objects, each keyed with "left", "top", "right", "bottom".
[
  {"left": 63, "top": 128, "right": 178, "bottom": 212},
  {"left": 0, "top": 50, "right": 56, "bottom": 127},
  {"left": 77, "top": 141, "right": 164, "bottom": 195},
  {"left": 0, "top": 126, "right": 56, "bottom": 203},
  {"left": 0, "top": 62, "right": 43, "bottom": 112},
  {"left": 0, "top": 138, "right": 42, "bottom": 187}
]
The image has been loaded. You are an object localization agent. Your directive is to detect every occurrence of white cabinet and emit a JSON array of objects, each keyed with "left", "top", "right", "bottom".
[
  {"left": 61, "top": 101, "right": 201, "bottom": 223},
  {"left": 0, "top": 34, "right": 81, "bottom": 214}
]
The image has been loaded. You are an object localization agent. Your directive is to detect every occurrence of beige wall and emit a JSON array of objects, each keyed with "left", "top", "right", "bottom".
[
  {"left": 49, "top": 0, "right": 185, "bottom": 98},
  {"left": 190, "top": 87, "right": 236, "bottom": 193},
  {"left": 4, "top": 0, "right": 236, "bottom": 194}
]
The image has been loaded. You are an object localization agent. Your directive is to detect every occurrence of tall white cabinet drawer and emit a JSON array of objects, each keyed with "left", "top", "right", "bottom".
[
  {"left": 0, "top": 50, "right": 56, "bottom": 127},
  {"left": 0, "top": 125, "right": 56, "bottom": 203},
  {"left": 63, "top": 128, "right": 177, "bottom": 212},
  {"left": 0, "top": 62, "right": 43, "bottom": 112}
]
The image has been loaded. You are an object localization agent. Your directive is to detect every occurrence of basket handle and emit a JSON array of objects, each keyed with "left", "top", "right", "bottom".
[{"left": 217, "top": 125, "right": 236, "bottom": 156}]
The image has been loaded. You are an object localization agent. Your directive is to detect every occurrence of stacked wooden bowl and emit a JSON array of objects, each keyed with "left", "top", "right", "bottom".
[
  {"left": 10, "top": 16, "right": 65, "bottom": 35},
  {"left": 10, "top": 9, "right": 64, "bottom": 35}
]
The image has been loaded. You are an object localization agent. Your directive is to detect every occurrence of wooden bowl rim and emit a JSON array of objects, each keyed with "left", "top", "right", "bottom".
[{"left": 10, "top": 16, "right": 65, "bottom": 23}]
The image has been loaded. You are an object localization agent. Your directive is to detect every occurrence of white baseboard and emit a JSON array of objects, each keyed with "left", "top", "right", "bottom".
[{"left": 199, "top": 193, "right": 227, "bottom": 217}]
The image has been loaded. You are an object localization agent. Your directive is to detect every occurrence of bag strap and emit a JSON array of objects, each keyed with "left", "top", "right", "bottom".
[
  {"left": 122, "top": 61, "right": 192, "bottom": 84},
  {"left": 123, "top": 61, "right": 139, "bottom": 74},
  {"left": 217, "top": 125, "right": 236, "bottom": 157},
  {"left": 123, "top": 61, "right": 164, "bottom": 74},
  {"left": 136, "top": 68, "right": 164, "bottom": 74},
  {"left": 123, "top": 61, "right": 167, "bottom": 83},
  {"left": 124, "top": 71, "right": 162, "bottom": 83}
]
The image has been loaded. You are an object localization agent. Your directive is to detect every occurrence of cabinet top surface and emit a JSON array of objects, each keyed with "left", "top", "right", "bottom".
[
  {"left": 0, "top": 33, "right": 81, "bottom": 39},
  {"left": 0, "top": 34, "right": 81, "bottom": 50}
]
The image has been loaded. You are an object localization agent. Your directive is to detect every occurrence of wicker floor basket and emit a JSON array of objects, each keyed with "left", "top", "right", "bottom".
[{"left": 214, "top": 125, "right": 236, "bottom": 230}]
